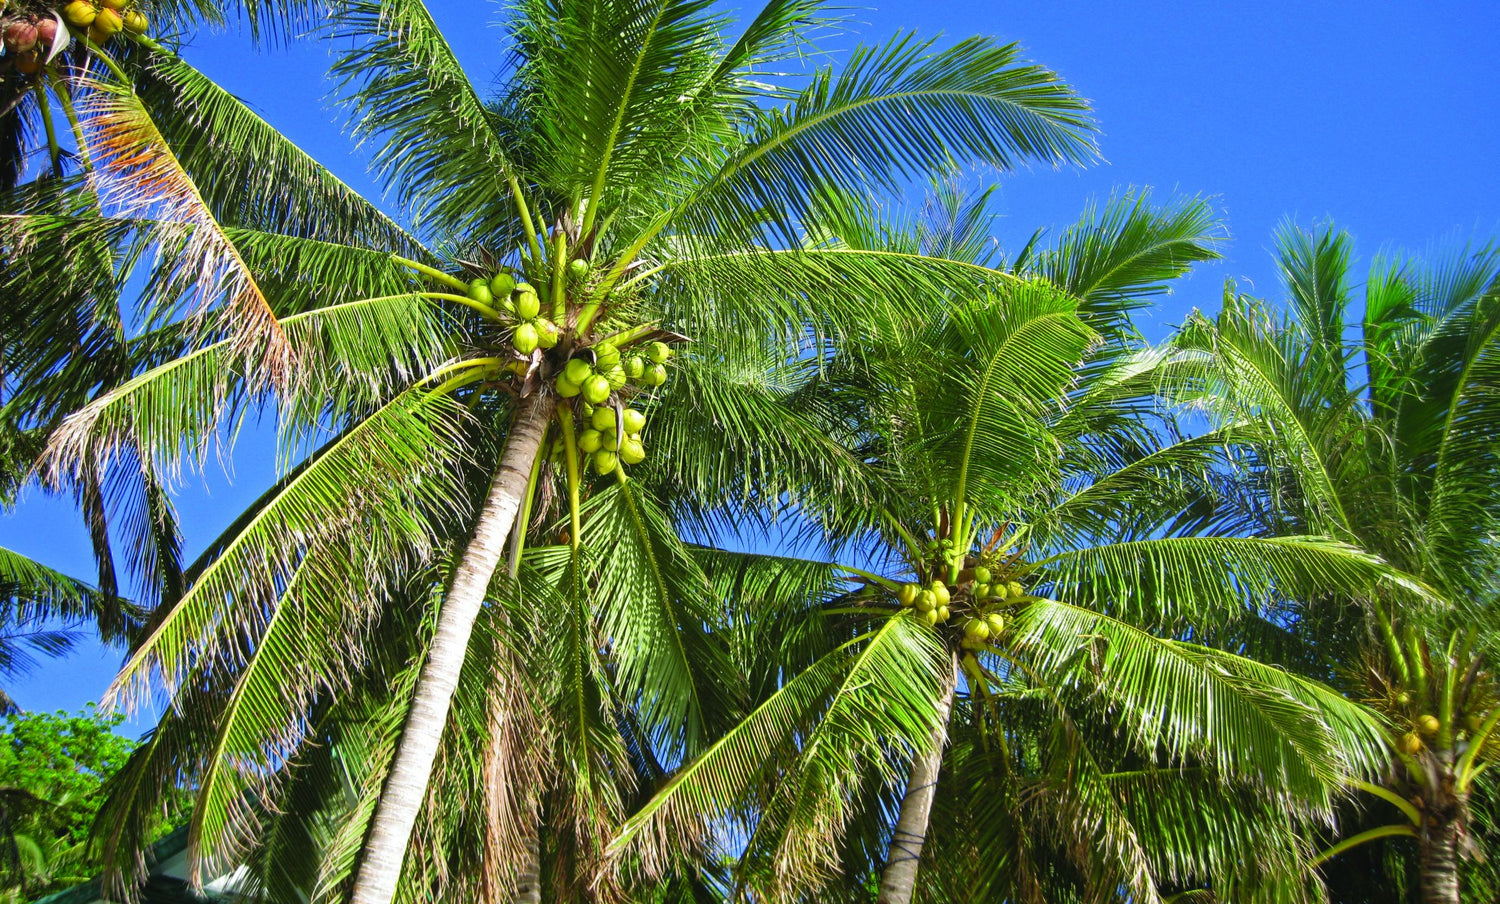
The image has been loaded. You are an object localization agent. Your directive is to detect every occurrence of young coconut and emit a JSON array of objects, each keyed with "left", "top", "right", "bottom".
[
  {"left": 4, "top": 18, "right": 37, "bottom": 52},
  {"left": 490, "top": 272, "right": 516, "bottom": 298},
  {"left": 63, "top": 1, "right": 95, "bottom": 26},
  {"left": 578, "top": 429, "right": 603, "bottom": 454},
  {"left": 564, "top": 358, "right": 594, "bottom": 386},
  {"left": 1418, "top": 714, "right": 1441, "bottom": 735},
  {"left": 567, "top": 258, "right": 589, "bottom": 281},
  {"left": 623, "top": 356, "right": 645, "bottom": 380},
  {"left": 972, "top": 566, "right": 992, "bottom": 584},
  {"left": 935, "top": 605, "right": 950, "bottom": 623},
  {"left": 535, "top": 319, "right": 560, "bottom": 348},
  {"left": 985, "top": 612, "right": 1006, "bottom": 636},
  {"left": 1399, "top": 731, "right": 1424, "bottom": 755},
  {"left": 515, "top": 287, "right": 541, "bottom": 320},
  {"left": 589, "top": 407, "right": 616, "bottom": 432},
  {"left": 555, "top": 374, "right": 582, "bottom": 398},
  {"left": 621, "top": 408, "right": 646, "bottom": 434},
  {"left": 619, "top": 436, "right": 646, "bottom": 465},
  {"left": 467, "top": 278, "right": 493, "bottom": 305},
  {"left": 582, "top": 375, "right": 612, "bottom": 405},
  {"left": 915, "top": 591, "right": 936, "bottom": 613},
  {"left": 897, "top": 584, "right": 919, "bottom": 607},
  {"left": 644, "top": 363, "right": 668, "bottom": 387},
  {"left": 512, "top": 322, "right": 539, "bottom": 355},
  {"left": 647, "top": 340, "right": 673, "bottom": 364},
  {"left": 592, "top": 449, "right": 618, "bottom": 474}
]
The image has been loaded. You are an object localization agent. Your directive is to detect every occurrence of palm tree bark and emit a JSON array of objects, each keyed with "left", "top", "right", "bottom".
[
  {"left": 1420, "top": 816, "right": 1461, "bottom": 904},
  {"left": 1420, "top": 767, "right": 1464, "bottom": 904},
  {"left": 876, "top": 650, "right": 959, "bottom": 904},
  {"left": 350, "top": 391, "right": 552, "bottom": 904}
]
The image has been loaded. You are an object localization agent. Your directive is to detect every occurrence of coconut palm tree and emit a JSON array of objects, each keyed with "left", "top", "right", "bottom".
[
  {"left": 3, "top": 1, "right": 1103, "bottom": 899},
  {"left": 611, "top": 193, "right": 1411, "bottom": 904},
  {"left": 1178, "top": 225, "right": 1500, "bottom": 904}
]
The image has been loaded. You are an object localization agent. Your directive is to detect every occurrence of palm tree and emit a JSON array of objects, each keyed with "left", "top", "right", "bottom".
[
  {"left": 4, "top": 2, "right": 1103, "bottom": 899},
  {"left": 612, "top": 193, "right": 1408, "bottom": 903},
  {"left": 1179, "top": 225, "right": 1500, "bottom": 904}
]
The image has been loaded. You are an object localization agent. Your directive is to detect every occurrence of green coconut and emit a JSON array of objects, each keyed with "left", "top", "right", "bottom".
[
  {"left": 578, "top": 429, "right": 603, "bottom": 454},
  {"left": 535, "top": 319, "right": 560, "bottom": 348},
  {"left": 647, "top": 340, "right": 672, "bottom": 364},
  {"left": 516, "top": 289, "right": 541, "bottom": 320},
  {"left": 916, "top": 590, "right": 937, "bottom": 613},
  {"left": 590, "top": 407, "right": 617, "bottom": 432},
  {"left": 897, "top": 583, "right": 919, "bottom": 606},
  {"left": 619, "top": 436, "right": 646, "bottom": 464},
  {"left": 490, "top": 272, "right": 516, "bottom": 298},
  {"left": 621, "top": 408, "right": 646, "bottom": 434},
  {"left": 986, "top": 612, "right": 1006, "bottom": 636},
  {"left": 624, "top": 356, "right": 646, "bottom": 380},
  {"left": 467, "top": 279, "right": 493, "bottom": 305},
  {"left": 595, "top": 342, "right": 621, "bottom": 367},
  {"left": 931, "top": 581, "right": 951, "bottom": 606},
  {"left": 964, "top": 619, "right": 990, "bottom": 641},
  {"left": 601, "top": 431, "right": 620, "bottom": 452},
  {"left": 644, "top": 363, "right": 668, "bottom": 387},
  {"left": 972, "top": 566, "right": 992, "bottom": 584},
  {"left": 582, "top": 375, "right": 612, "bottom": 405},
  {"left": 935, "top": 605, "right": 950, "bottom": 623},
  {"left": 1005, "top": 581, "right": 1025, "bottom": 599},
  {"left": 564, "top": 358, "right": 594, "bottom": 386},
  {"left": 603, "top": 364, "right": 628, "bottom": 390},
  {"left": 568, "top": 258, "right": 590, "bottom": 281},
  {"left": 592, "top": 449, "right": 619, "bottom": 474},
  {"left": 555, "top": 374, "right": 582, "bottom": 397},
  {"left": 513, "top": 323, "right": 539, "bottom": 355}
]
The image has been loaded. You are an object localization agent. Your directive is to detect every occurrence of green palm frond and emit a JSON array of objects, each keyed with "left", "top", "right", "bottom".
[
  {"left": 1010, "top": 599, "right": 1388, "bottom": 803},
  {"left": 1032, "top": 534, "right": 1434, "bottom": 626},
  {"left": 577, "top": 478, "right": 734, "bottom": 759},
  {"left": 132, "top": 48, "right": 427, "bottom": 255},
  {"left": 330, "top": 0, "right": 516, "bottom": 242},
  {"left": 1019, "top": 191, "right": 1224, "bottom": 341},
  {"left": 612, "top": 615, "right": 944, "bottom": 880},
  {"left": 668, "top": 32, "right": 1097, "bottom": 245},
  {"left": 104, "top": 385, "right": 470, "bottom": 710}
]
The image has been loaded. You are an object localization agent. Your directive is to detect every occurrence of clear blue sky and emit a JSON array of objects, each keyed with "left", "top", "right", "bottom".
[{"left": 5, "top": 1, "right": 1497, "bottom": 728}]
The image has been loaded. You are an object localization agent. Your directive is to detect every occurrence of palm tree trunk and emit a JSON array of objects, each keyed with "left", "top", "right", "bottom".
[
  {"left": 876, "top": 651, "right": 958, "bottom": 904},
  {"left": 350, "top": 392, "right": 552, "bottom": 904},
  {"left": 1420, "top": 784, "right": 1464, "bottom": 904}
]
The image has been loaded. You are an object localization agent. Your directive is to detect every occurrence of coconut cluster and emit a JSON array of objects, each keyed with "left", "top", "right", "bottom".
[
  {"left": 893, "top": 554, "right": 1028, "bottom": 644},
  {"left": 552, "top": 340, "right": 672, "bottom": 474},
  {"left": 1, "top": 0, "right": 147, "bottom": 77},
  {"left": 62, "top": 0, "right": 146, "bottom": 44}
]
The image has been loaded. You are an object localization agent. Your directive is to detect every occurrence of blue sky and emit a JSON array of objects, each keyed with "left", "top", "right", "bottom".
[{"left": 4, "top": 0, "right": 1498, "bottom": 727}]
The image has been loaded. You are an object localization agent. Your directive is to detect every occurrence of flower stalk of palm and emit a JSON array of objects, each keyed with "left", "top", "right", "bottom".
[
  {"left": 611, "top": 192, "right": 1409, "bottom": 903},
  {"left": 1178, "top": 225, "right": 1500, "bottom": 904},
  {"left": 3, "top": 1, "right": 1104, "bottom": 899}
]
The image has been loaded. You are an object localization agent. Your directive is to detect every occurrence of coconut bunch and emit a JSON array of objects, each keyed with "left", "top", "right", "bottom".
[
  {"left": 0, "top": 0, "right": 146, "bottom": 77},
  {"left": 447, "top": 253, "right": 676, "bottom": 478},
  {"left": 61, "top": 0, "right": 146, "bottom": 44},
  {"left": 890, "top": 539, "right": 1032, "bottom": 640},
  {"left": 0, "top": 5, "right": 60, "bottom": 76},
  {"left": 550, "top": 339, "right": 672, "bottom": 475}
]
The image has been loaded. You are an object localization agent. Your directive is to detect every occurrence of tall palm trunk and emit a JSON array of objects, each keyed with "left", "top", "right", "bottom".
[
  {"left": 876, "top": 651, "right": 958, "bottom": 904},
  {"left": 350, "top": 391, "right": 552, "bottom": 904},
  {"left": 1419, "top": 759, "right": 1464, "bottom": 904}
]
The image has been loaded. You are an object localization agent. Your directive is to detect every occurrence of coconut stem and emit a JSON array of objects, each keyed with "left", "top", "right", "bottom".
[
  {"left": 50, "top": 74, "right": 93, "bottom": 175},
  {"left": 80, "top": 37, "right": 130, "bottom": 83},
  {"left": 394, "top": 256, "right": 469, "bottom": 293},
  {"left": 34, "top": 83, "right": 62, "bottom": 178},
  {"left": 510, "top": 175, "right": 546, "bottom": 268},
  {"left": 417, "top": 292, "right": 506, "bottom": 323},
  {"left": 550, "top": 229, "right": 568, "bottom": 323},
  {"left": 557, "top": 404, "right": 584, "bottom": 554},
  {"left": 508, "top": 432, "right": 547, "bottom": 579}
]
